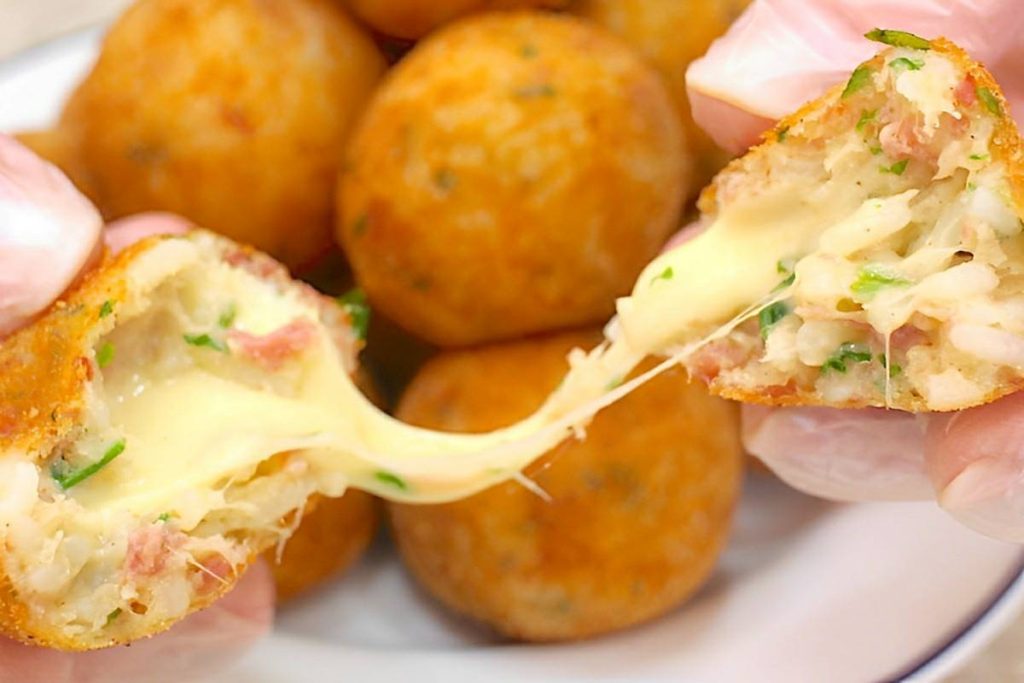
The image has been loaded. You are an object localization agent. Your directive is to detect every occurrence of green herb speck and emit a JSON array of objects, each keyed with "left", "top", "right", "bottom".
[
  {"left": 183, "top": 333, "right": 228, "bottom": 353},
  {"left": 337, "top": 288, "right": 371, "bottom": 342},
  {"left": 758, "top": 302, "right": 790, "bottom": 341},
  {"left": 822, "top": 343, "right": 873, "bottom": 374},
  {"left": 977, "top": 87, "right": 1002, "bottom": 116},
  {"left": 352, "top": 213, "right": 369, "bottom": 237},
  {"left": 99, "top": 300, "right": 114, "bottom": 318},
  {"left": 773, "top": 272, "right": 796, "bottom": 292},
  {"left": 888, "top": 56, "right": 925, "bottom": 71},
  {"left": 969, "top": 153, "right": 990, "bottom": 161},
  {"left": 375, "top": 470, "right": 408, "bottom": 491},
  {"left": 777, "top": 257, "right": 796, "bottom": 275},
  {"left": 842, "top": 65, "right": 874, "bottom": 98},
  {"left": 851, "top": 263, "right": 912, "bottom": 297},
  {"left": 51, "top": 439, "right": 126, "bottom": 490},
  {"left": 520, "top": 43, "right": 538, "bottom": 59},
  {"left": 856, "top": 109, "right": 877, "bottom": 132},
  {"left": 880, "top": 158, "right": 909, "bottom": 175},
  {"left": 605, "top": 376, "right": 624, "bottom": 391},
  {"left": 96, "top": 342, "right": 115, "bottom": 368},
  {"left": 105, "top": 608, "right": 122, "bottom": 626},
  {"left": 865, "top": 28, "right": 931, "bottom": 50},
  {"left": 777, "top": 126, "right": 789, "bottom": 142},
  {"left": 156, "top": 512, "right": 172, "bottom": 523},
  {"left": 513, "top": 83, "right": 556, "bottom": 99},
  {"left": 218, "top": 303, "right": 237, "bottom": 329},
  {"left": 879, "top": 354, "right": 902, "bottom": 377},
  {"left": 433, "top": 168, "right": 458, "bottom": 192},
  {"left": 869, "top": 145, "right": 883, "bottom": 156},
  {"left": 651, "top": 266, "right": 674, "bottom": 284}
]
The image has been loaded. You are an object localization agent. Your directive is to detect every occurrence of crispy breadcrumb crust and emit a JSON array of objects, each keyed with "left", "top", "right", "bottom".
[{"left": 697, "top": 39, "right": 1024, "bottom": 412}]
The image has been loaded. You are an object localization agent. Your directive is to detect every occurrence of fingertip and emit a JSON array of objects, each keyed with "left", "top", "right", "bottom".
[
  {"left": 686, "top": 85, "right": 774, "bottom": 156},
  {"left": 103, "top": 212, "right": 193, "bottom": 255}
]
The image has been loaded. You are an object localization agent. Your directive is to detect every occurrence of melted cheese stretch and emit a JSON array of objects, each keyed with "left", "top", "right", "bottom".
[
  {"left": 70, "top": 237, "right": 649, "bottom": 531},
  {"left": 68, "top": 171, "right": 913, "bottom": 527}
]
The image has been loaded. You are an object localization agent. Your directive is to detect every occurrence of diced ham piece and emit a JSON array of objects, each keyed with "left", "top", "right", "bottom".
[
  {"left": 228, "top": 318, "right": 318, "bottom": 371},
  {"left": 955, "top": 75, "right": 978, "bottom": 108},
  {"left": 125, "top": 526, "right": 186, "bottom": 578},
  {"left": 688, "top": 339, "right": 750, "bottom": 383},
  {"left": 190, "top": 554, "right": 233, "bottom": 596}
]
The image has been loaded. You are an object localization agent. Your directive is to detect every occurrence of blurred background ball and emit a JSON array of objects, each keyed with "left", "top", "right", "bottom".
[
  {"left": 343, "top": 0, "right": 572, "bottom": 40},
  {"left": 55, "top": 0, "right": 386, "bottom": 269},
  {"left": 572, "top": 0, "right": 750, "bottom": 188},
  {"left": 339, "top": 12, "right": 688, "bottom": 347},
  {"left": 390, "top": 329, "right": 742, "bottom": 641},
  {"left": 268, "top": 491, "right": 380, "bottom": 602}
]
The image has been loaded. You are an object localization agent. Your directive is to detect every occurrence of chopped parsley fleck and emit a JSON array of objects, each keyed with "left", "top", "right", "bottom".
[
  {"left": 864, "top": 28, "right": 931, "bottom": 50},
  {"left": 777, "top": 126, "right": 789, "bottom": 142},
  {"left": 869, "top": 145, "right": 883, "bottom": 156},
  {"left": 105, "top": 608, "right": 122, "bottom": 626},
  {"left": 96, "top": 342, "right": 115, "bottom": 368},
  {"left": 338, "top": 288, "right": 371, "bottom": 342},
  {"left": 352, "top": 213, "right": 369, "bottom": 237},
  {"left": 777, "top": 257, "right": 796, "bottom": 275},
  {"left": 888, "top": 56, "right": 925, "bottom": 71},
  {"left": 218, "top": 303, "right": 237, "bottom": 328},
  {"left": 52, "top": 439, "right": 126, "bottom": 490},
  {"left": 969, "top": 153, "right": 990, "bottom": 161},
  {"left": 851, "top": 263, "right": 912, "bottom": 297},
  {"left": 651, "top": 266, "right": 674, "bottom": 284},
  {"left": 520, "top": 43, "right": 538, "bottom": 59},
  {"left": 967, "top": 181, "right": 978, "bottom": 191},
  {"left": 880, "top": 158, "right": 909, "bottom": 175},
  {"left": 98, "top": 300, "right": 114, "bottom": 318},
  {"left": 513, "top": 83, "right": 556, "bottom": 99},
  {"left": 374, "top": 470, "right": 408, "bottom": 491},
  {"left": 773, "top": 272, "right": 796, "bottom": 292},
  {"left": 856, "top": 109, "right": 877, "bottom": 132},
  {"left": 758, "top": 302, "right": 790, "bottom": 341},
  {"left": 433, "top": 168, "right": 458, "bottom": 191},
  {"left": 605, "top": 376, "right": 624, "bottom": 391},
  {"left": 977, "top": 87, "right": 1002, "bottom": 116},
  {"left": 183, "top": 333, "right": 229, "bottom": 353},
  {"left": 842, "top": 65, "right": 873, "bottom": 98},
  {"left": 156, "top": 512, "right": 172, "bottom": 523},
  {"left": 878, "top": 354, "right": 902, "bottom": 377},
  {"left": 822, "top": 343, "right": 873, "bottom": 374}
]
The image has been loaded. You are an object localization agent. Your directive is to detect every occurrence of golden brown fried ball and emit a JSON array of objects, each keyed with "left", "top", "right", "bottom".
[
  {"left": 58, "top": 0, "right": 386, "bottom": 269},
  {"left": 339, "top": 13, "right": 688, "bottom": 347},
  {"left": 268, "top": 491, "right": 379, "bottom": 602},
  {"left": 343, "top": 0, "right": 571, "bottom": 39},
  {"left": 573, "top": 0, "right": 750, "bottom": 187},
  {"left": 390, "top": 329, "right": 742, "bottom": 641}
]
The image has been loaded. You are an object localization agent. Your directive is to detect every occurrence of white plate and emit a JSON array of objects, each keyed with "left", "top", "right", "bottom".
[{"left": 3, "top": 27, "right": 1024, "bottom": 683}]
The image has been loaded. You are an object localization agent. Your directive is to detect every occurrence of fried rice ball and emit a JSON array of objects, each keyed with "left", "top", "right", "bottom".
[
  {"left": 339, "top": 13, "right": 688, "bottom": 347},
  {"left": 573, "top": 0, "right": 750, "bottom": 187},
  {"left": 268, "top": 491, "right": 380, "bottom": 602},
  {"left": 390, "top": 329, "right": 742, "bottom": 641},
  {"left": 343, "top": 0, "right": 571, "bottom": 39},
  {"left": 58, "top": 0, "right": 386, "bottom": 269}
]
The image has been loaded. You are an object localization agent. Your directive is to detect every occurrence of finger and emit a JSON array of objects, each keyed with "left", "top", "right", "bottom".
[
  {"left": 743, "top": 404, "right": 933, "bottom": 501},
  {"left": 104, "top": 212, "right": 192, "bottom": 255},
  {"left": 925, "top": 393, "right": 1024, "bottom": 541},
  {"left": 0, "top": 561, "right": 275, "bottom": 683},
  {"left": 0, "top": 134, "right": 102, "bottom": 337},
  {"left": 686, "top": 0, "right": 1024, "bottom": 154},
  {"left": 660, "top": 217, "right": 710, "bottom": 254}
]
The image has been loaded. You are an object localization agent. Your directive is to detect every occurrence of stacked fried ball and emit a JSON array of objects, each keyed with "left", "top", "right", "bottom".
[{"left": 19, "top": 0, "right": 749, "bottom": 636}]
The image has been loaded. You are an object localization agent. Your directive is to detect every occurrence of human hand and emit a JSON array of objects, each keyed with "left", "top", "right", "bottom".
[
  {"left": 683, "top": 0, "right": 1024, "bottom": 540},
  {"left": 0, "top": 133, "right": 275, "bottom": 678}
]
